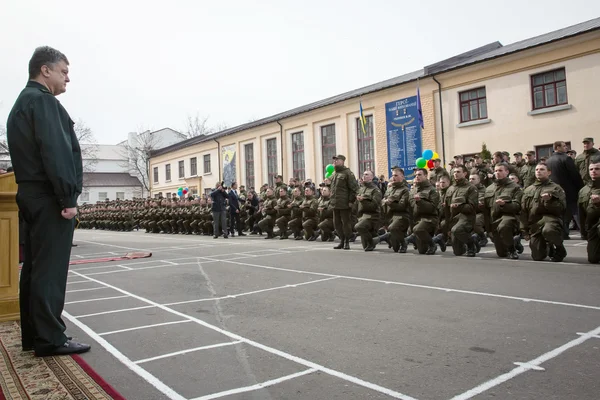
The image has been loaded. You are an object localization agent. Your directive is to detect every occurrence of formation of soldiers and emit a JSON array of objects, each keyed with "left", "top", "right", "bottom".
[{"left": 78, "top": 138, "right": 600, "bottom": 264}]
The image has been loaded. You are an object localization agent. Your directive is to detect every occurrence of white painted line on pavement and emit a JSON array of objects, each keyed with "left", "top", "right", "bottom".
[
  {"left": 221, "top": 259, "right": 600, "bottom": 311},
  {"left": 577, "top": 332, "right": 600, "bottom": 339},
  {"left": 66, "top": 287, "right": 109, "bottom": 293},
  {"left": 99, "top": 320, "right": 192, "bottom": 336},
  {"left": 76, "top": 239, "right": 152, "bottom": 252},
  {"left": 449, "top": 326, "right": 600, "bottom": 400},
  {"left": 62, "top": 310, "right": 186, "bottom": 400},
  {"left": 190, "top": 368, "right": 317, "bottom": 400},
  {"left": 134, "top": 341, "right": 242, "bottom": 365},
  {"left": 71, "top": 271, "right": 419, "bottom": 400},
  {"left": 65, "top": 295, "right": 129, "bottom": 305},
  {"left": 67, "top": 280, "right": 92, "bottom": 285},
  {"left": 74, "top": 305, "right": 155, "bottom": 318},
  {"left": 163, "top": 277, "right": 339, "bottom": 306},
  {"left": 512, "top": 362, "right": 545, "bottom": 371},
  {"left": 70, "top": 264, "right": 128, "bottom": 272}
]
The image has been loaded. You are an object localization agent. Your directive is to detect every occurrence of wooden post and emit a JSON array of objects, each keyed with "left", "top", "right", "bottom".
[{"left": 0, "top": 172, "right": 20, "bottom": 321}]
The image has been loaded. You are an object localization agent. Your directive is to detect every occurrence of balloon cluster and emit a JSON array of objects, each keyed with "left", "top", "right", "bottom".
[
  {"left": 415, "top": 149, "right": 439, "bottom": 169},
  {"left": 324, "top": 164, "right": 334, "bottom": 179},
  {"left": 178, "top": 187, "right": 189, "bottom": 197}
]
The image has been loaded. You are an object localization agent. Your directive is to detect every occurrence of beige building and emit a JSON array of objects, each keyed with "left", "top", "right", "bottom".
[{"left": 150, "top": 18, "right": 600, "bottom": 198}]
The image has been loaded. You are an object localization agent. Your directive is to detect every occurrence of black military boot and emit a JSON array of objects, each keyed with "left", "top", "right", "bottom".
[
  {"left": 334, "top": 236, "right": 345, "bottom": 249},
  {"left": 552, "top": 244, "right": 567, "bottom": 262},
  {"left": 478, "top": 233, "right": 488, "bottom": 247},
  {"left": 343, "top": 239, "right": 350, "bottom": 250},
  {"left": 471, "top": 234, "right": 481, "bottom": 253},
  {"left": 433, "top": 234, "right": 447, "bottom": 253},
  {"left": 426, "top": 242, "right": 437, "bottom": 255},
  {"left": 507, "top": 246, "right": 519, "bottom": 260},
  {"left": 466, "top": 241, "right": 476, "bottom": 257},
  {"left": 399, "top": 239, "right": 408, "bottom": 253},
  {"left": 514, "top": 235, "right": 524, "bottom": 254}
]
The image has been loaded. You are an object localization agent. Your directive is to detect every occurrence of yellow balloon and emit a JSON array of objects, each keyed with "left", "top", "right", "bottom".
[{"left": 432, "top": 152, "right": 439, "bottom": 160}]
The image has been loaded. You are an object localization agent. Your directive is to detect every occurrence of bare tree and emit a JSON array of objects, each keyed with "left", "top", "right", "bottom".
[
  {"left": 119, "top": 129, "right": 158, "bottom": 195},
  {"left": 184, "top": 112, "right": 229, "bottom": 138},
  {"left": 74, "top": 119, "right": 98, "bottom": 173},
  {"left": 0, "top": 124, "right": 9, "bottom": 170}
]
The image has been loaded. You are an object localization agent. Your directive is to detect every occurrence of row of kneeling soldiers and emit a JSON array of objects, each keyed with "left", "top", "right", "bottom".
[{"left": 77, "top": 160, "right": 600, "bottom": 264}]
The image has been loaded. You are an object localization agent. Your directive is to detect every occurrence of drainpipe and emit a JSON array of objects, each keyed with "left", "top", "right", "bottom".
[
  {"left": 277, "top": 120, "right": 284, "bottom": 176},
  {"left": 213, "top": 138, "right": 221, "bottom": 182},
  {"left": 432, "top": 76, "right": 447, "bottom": 166}
]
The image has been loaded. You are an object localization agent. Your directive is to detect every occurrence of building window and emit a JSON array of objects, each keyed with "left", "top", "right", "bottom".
[
  {"left": 116, "top": 192, "right": 125, "bottom": 200},
  {"left": 79, "top": 191, "right": 89, "bottom": 202},
  {"left": 153, "top": 167, "right": 159, "bottom": 183},
  {"left": 165, "top": 164, "right": 171, "bottom": 181},
  {"left": 291, "top": 132, "right": 305, "bottom": 181},
  {"left": 204, "top": 155, "right": 211, "bottom": 174},
  {"left": 178, "top": 160, "right": 185, "bottom": 178},
  {"left": 531, "top": 68, "right": 567, "bottom": 110},
  {"left": 166, "top": 192, "right": 172, "bottom": 199},
  {"left": 267, "top": 138, "right": 278, "bottom": 187},
  {"left": 459, "top": 87, "right": 487, "bottom": 123},
  {"left": 204, "top": 188, "right": 212, "bottom": 197},
  {"left": 98, "top": 192, "right": 108, "bottom": 201},
  {"left": 356, "top": 116, "right": 374, "bottom": 176},
  {"left": 321, "top": 124, "right": 336, "bottom": 176},
  {"left": 190, "top": 186, "right": 198, "bottom": 196},
  {"left": 190, "top": 157, "right": 197, "bottom": 176},
  {"left": 244, "top": 143, "right": 255, "bottom": 189},
  {"left": 535, "top": 141, "right": 571, "bottom": 160}
]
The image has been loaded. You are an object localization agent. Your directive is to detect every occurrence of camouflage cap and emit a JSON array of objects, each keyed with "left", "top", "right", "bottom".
[
  {"left": 526, "top": 150, "right": 536, "bottom": 156},
  {"left": 513, "top": 152, "right": 523, "bottom": 156},
  {"left": 583, "top": 137, "right": 594, "bottom": 143},
  {"left": 453, "top": 154, "right": 463, "bottom": 159},
  {"left": 501, "top": 151, "right": 510, "bottom": 157},
  {"left": 473, "top": 154, "right": 481, "bottom": 159},
  {"left": 332, "top": 154, "right": 346, "bottom": 161}
]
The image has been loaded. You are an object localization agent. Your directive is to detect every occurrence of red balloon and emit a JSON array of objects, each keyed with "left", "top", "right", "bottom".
[{"left": 427, "top": 160, "right": 434, "bottom": 169}]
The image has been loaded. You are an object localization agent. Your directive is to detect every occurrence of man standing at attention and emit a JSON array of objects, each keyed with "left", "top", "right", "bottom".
[
  {"left": 330, "top": 155, "right": 359, "bottom": 250},
  {"left": 7, "top": 46, "right": 90, "bottom": 356}
]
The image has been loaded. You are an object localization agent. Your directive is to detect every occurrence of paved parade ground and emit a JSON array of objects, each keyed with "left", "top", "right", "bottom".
[{"left": 65, "top": 230, "right": 600, "bottom": 400}]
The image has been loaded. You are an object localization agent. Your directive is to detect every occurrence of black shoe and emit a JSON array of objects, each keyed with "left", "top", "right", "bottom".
[
  {"left": 349, "top": 233, "right": 357, "bottom": 243},
  {"left": 334, "top": 240, "right": 344, "bottom": 249},
  {"left": 213, "top": 236, "right": 218, "bottom": 239},
  {"left": 35, "top": 340, "right": 91, "bottom": 357},
  {"left": 466, "top": 242, "right": 476, "bottom": 257},
  {"left": 552, "top": 244, "right": 567, "bottom": 262},
  {"left": 508, "top": 251, "right": 519, "bottom": 260},
  {"left": 364, "top": 245, "right": 375, "bottom": 252},
  {"left": 71, "top": 243, "right": 78, "bottom": 247},
  {"left": 426, "top": 243, "right": 437, "bottom": 255},
  {"left": 514, "top": 236, "right": 524, "bottom": 254},
  {"left": 343, "top": 239, "right": 350, "bottom": 250},
  {"left": 399, "top": 240, "right": 408, "bottom": 253}
]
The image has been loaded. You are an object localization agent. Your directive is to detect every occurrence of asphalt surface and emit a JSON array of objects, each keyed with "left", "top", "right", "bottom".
[{"left": 64, "top": 229, "right": 600, "bottom": 400}]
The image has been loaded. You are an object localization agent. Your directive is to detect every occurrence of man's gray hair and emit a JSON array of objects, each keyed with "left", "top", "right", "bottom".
[{"left": 28, "top": 46, "right": 69, "bottom": 79}]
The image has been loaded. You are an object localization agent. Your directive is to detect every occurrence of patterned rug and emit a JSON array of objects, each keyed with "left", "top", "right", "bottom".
[{"left": 0, "top": 321, "right": 126, "bottom": 399}]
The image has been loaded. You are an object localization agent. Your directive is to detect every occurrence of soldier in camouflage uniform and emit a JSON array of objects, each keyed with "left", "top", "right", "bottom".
[
  {"left": 275, "top": 187, "right": 292, "bottom": 239},
  {"left": 381, "top": 167, "right": 411, "bottom": 253},
  {"left": 258, "top": 188, "right": 277, "bottom": 239},
  {"left": 444, "top": 165, "right": 479, "bottom": 257},
  {"left": 519, "top": 151, "right": 537, "bottom": 189},
  {"left": 287, "top": 187, "right": 304, "bottom": 240},
  {"left": 408, "top": 168, "right": 440, "bottom": 255},
  {"left": 354, "top": 171, "right": 382, "bottom": 251},
  {"left": 300, "top": 186, "right": 319, "bottom": 241},
  {"left": 521, "top": 162, "right": 567, "bottom": 262},
  {"left": 432, "top": 175, "right": 450, "bottom": 252},
  {"left": 317, "top": 186, "right": 335, "bottom": 241},
  {"left": 578, "top": 161, "right": 600, "bottom": 263},
  {"left": 469, "top": 172, "right": 488, "bottom": 248}
]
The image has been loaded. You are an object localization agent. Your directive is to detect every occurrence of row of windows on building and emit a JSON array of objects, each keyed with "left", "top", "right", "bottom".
[
  {"left": 79, "top": 191, "right": 126, "bottom": 202},
  {"left": 154, "top": 116, "right": 376, "bottom": 189},
  {"left": 460, "top": 67, "right": 567, "bottom": 123}
]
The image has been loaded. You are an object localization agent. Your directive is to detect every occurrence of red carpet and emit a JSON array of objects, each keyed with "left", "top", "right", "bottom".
[{"left": 69, "top": 252, "right": 152, "bottom": 265}]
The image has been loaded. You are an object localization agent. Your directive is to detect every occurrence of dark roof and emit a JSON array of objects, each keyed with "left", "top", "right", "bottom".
[
  {"left": 83, "top": 172, "right": 143, "bottom": 187},
  {"left": 153, "top": 17, "right": 600, "bottom": 157}
]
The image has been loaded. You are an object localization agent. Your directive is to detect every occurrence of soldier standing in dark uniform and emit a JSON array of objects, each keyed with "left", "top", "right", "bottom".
[
  {"left": 330, "top": 155, "right": 359, "bottom": 250},
  {"left": 578, "top": 161, "right": 600, "bottom": 263},
  {"left": 7, "top": 47, "right": 90, "bottom": 356}
]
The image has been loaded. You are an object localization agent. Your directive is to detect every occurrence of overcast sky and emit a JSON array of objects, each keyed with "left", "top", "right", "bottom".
[{"left": 1, "top": 0, "right": 598, "bottom": 144}]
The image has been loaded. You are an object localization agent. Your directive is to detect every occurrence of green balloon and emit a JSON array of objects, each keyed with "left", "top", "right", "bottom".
[
  {"left": 416, "top": 157, "right": 427, "bottom": 168},
  {"left": 326, "top": 164, "right": 335, "bottom": 174},
  {"left": 325, "top": 172, "right": 332, "bottom": 179}
]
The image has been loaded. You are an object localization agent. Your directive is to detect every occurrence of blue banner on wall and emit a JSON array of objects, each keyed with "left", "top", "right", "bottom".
[{"left": 385, "top": 96, "right": 423, "bottom": 179}]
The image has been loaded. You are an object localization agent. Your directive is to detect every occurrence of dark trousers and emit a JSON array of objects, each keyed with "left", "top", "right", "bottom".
[
  {"left": 333, "top": 209, "right": 353, "bottom": 240},
  {"left": 16, "top": 187, "right": 73, "bottom": 353},
  {"left": 230, "top": 211, "right": 242, "bottom": 234},
  {"left": 563, "top": 200, "right": 579, "bottom": 238},
  {"left": 212, "top": 211, "right": 227, "bottom": 236}
]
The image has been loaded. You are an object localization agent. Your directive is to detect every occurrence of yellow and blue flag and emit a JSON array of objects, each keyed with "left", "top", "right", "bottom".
[{"left": 359, "top": 101, "right": 367, "bottom": 134}]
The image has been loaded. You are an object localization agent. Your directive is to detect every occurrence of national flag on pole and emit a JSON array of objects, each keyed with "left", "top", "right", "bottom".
[
  {"left": 359, "top": 101, "right": 367, "bottom": 134},
  {"left": 417, "top": 85, "right": 424, "bottom": 129}
]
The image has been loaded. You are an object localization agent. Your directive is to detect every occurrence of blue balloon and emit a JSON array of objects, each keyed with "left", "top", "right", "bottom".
[{"left": 422, "top": 149, "right": 434, "bottom": 160}]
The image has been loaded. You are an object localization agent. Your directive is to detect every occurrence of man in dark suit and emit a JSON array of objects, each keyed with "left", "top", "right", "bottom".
[
  {"left": 546, "top": 141, "right": 585, "bottom": 239},
  {"left": 228, "top": 182, "right": 245, "bottom": 237},
  {"left": 7, "top": 46, "right": 90, "bottom": 356}
]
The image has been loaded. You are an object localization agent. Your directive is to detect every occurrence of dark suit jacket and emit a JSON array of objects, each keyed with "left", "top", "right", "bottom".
[
  {"left": 210, "top": 189, "right": 228, "bottom": 212},
  {"left": 228, "top": 189, "right": 241, "bottom": 212},
  {"left": 546, "top": 151, "right": 584, "bottom": 202}
]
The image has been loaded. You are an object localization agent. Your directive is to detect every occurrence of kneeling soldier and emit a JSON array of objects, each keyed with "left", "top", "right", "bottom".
[
  {"left": 382, "top": 167, "right": 411, "bottom": 253},
  {"left": 445, "top": 165, "right": 479, "bottom": 257},
  {"left": 354, "top": 171, "right": 382, "bottom": 251},
  {"left": 408, "top": 168, "right": 440, "bottom": 255},
  {"left": 521, "top": 162, "right": 567, "bottom": 261},
  {"left": 484, "top": 163, "right": 523, "bottom": 260},
  {"left": 578, "top": 161, "right": 600, "bottom": 263}
]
